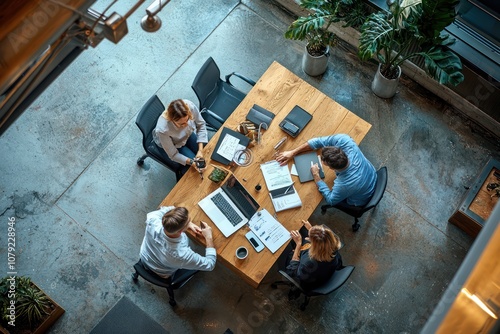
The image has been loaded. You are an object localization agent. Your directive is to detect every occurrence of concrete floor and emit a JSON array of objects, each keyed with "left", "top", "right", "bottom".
[{"left": 1, "top": 0, "right": 499, "bottom": 333}]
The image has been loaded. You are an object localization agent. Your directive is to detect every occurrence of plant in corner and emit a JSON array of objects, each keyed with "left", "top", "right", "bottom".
[
  {"left": 285, "top": 0, "right": 367, "bottom": 76},
  {"left": 358, "top": 0, "right": 464, "bottom": 98}
]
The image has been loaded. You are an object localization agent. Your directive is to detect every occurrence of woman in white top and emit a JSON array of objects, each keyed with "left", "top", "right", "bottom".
[{"left": 153, "top": 99, "right": 208, "bottom": 176}]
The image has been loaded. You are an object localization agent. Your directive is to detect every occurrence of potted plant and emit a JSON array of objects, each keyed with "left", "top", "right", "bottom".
[
  {"left": 285, "top": 0, "right": 367, "bottom": 76},
  {"left": 0, "top": 276, "right": 65, "bottom": 334},
  {"left": 358, "top": 0, "right": 464, "bottom": 98}
]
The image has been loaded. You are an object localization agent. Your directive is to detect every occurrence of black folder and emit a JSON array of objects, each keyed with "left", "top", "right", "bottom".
[
  {"left": 210, "top": 127, "right": 250, "bottom": 165},
  {"left": 279, "top": 105, "right": 312, "bottom": 137},
  {"left": 246, "top": 104, "right": 275, "bottom": 128}
]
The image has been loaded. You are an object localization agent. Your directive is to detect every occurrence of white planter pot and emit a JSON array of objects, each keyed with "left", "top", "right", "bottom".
[
  {"left": 371, "top": 64, "right": 401, "bottom": 99},
  {"left": 302, "top": 45, "right": 329, "bottom": 76}
]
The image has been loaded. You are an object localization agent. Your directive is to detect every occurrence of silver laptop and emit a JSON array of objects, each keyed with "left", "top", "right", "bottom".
[{"left": 198, "top": 175, "right": 260, "bottom": 237}]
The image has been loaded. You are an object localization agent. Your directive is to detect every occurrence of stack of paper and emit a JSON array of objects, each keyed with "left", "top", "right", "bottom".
[
  {"left": 260, "top": 161, "right": 302, "bottom": 212},
  {"left": 248, "top": 209, "right": 291, "bottom": 253}
]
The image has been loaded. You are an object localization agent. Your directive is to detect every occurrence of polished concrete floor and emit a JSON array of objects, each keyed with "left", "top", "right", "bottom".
[{"left": 1, "top": 0, "right": 500, "bottom": 333}]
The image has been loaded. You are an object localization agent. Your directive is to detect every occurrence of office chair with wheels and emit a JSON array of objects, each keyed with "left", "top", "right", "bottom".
[
  {"left": 135, "top": 95, "right": 183, "bottom": 182},
  {"left": 132, "top": 259, "right": 198, "bottom": 307},
  {"left": 271, "top": 266, "right": 355, "bottom": 311},
  {"left": 321, "top": 166, "right": 388, "bottom": 232},
  {"left": 191, "top": 57, "right": 256, "bottom": 131}
]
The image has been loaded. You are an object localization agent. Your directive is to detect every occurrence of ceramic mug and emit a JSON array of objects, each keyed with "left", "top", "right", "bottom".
[{"left": 235, "top": 246, "right": 248, "bottom": 260}]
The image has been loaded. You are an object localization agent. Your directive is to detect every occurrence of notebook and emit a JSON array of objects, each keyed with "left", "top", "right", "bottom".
[
  {"left": 198, "top": 175, "right": 260, "bottom": 237},
  {"left": 211, "top": 127, "right": 251, "bottom": 165},
  {"left": 246, "top": 104, "right": 275, "bottom": 128},
  {"left": 294, "top": 151, "right": 325, "bottom": 183},
  {"left": 279, "top": 105, "right": 312, "bottom": 137}
]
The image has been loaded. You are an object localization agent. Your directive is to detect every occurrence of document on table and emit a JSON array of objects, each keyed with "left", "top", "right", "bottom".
[
  {"left": 217, "top": 134, "right": 245, "bottom": 161},
  {"left": 270, "top": 185, "right": 302, "bottom": 212},
  {"left": 260, "top": 160, "right": 293, "bottom": 191},
  {"left": 248, "top": 209, "right": 291, "bottom": 253}
]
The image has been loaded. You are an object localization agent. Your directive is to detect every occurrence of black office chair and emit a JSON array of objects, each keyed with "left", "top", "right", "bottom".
[
  {"left": 132, "top": 259, "right": 198, "bottom": 307},
  {"left": 321, "top": 166, "right": 388, "bottom": 232},
  {"left": 271, "top": 266, "right": 355, "bottom": 311},
  {"left": 191, "top": 57, "right": 256, "bottom": 131},
  {"left": 135, "top": 95, "right": 183, "bottom": 182}
]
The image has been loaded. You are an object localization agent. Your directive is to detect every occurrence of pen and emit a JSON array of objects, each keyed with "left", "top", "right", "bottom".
[{"left": 284, "top": 182, "right": 294, "bottom": 195}]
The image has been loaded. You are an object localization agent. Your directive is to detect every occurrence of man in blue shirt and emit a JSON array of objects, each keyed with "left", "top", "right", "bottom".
[{"left": 276, "top": 134, "right": 377, "bottom": 206}]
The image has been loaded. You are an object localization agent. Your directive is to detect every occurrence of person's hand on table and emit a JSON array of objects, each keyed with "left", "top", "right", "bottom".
[
  {"left": 290, "top": 230, "right": 302, "bottom": 245},
  {"left": 200, "top": 221, "right": 213, "bottom": 240},
  {"left": 187, "top": 221, "right": 202, "bottom": 235},
  {"left": 275, "top": 150, "right": 293, "bottom": 166},
  {"left": 302, "top": 220, "right": 312, "bottom": 231}
]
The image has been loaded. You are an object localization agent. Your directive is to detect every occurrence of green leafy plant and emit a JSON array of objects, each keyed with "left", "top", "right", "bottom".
[
  {"left": 285, "top": 0, "right": 368, "bottom": 56},
  {"left": 358, "top": 0, "right": 464, "bottom": 85},
  {"left": 1, "top": 276, "right": 53, "bottom": 330}
]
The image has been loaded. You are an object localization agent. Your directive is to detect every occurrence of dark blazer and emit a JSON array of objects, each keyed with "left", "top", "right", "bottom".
[{"left": 286, "top": 249, "right": 342, "bottom": 290}]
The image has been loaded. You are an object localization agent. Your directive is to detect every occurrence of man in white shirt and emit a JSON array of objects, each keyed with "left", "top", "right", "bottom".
[{"left": 140, "top": 206, "right": 216, "bottom": 278}]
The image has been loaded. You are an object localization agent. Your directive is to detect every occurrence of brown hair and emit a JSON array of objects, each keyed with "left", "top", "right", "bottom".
[
  {"left": 162, "top": 207, "right": 190, "bottom": 234},
  {"left": 321, "top": 146, "right": 348, "bottom": 170},
  {"left": 307, "top": 225, "right": 341, "bottom": 262},
  {"left": 163, "top": 99, "right": 193, "bottom": 122}
]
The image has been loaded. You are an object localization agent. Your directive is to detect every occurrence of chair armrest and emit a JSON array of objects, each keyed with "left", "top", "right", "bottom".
[
  {"left": 225, "top": 72, "right": 256, "bottom": 87},
  {"left": 278, "top": 270, "right": 305, "bottom": 293},
  {"left": 201, "top": 108, "right": 225, "bottom": 124}
]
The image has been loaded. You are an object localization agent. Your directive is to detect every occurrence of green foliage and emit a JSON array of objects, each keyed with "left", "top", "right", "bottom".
[
  {"left": 285, "top": 0, "right": 368, "bottom": 56},
  {"left": 1, "top": 276, "right": 52, "bottom": 329},
  {"left": 358, "top": 0, "right": 464, "bottom": 85}
]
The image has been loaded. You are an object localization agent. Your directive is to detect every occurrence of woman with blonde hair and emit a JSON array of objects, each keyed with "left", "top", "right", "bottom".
[
  {"left": 153, "top": 99, "right": 208, "bottom": 177},
  {"left": 286, "top": 220, "right": 343, "bottom": 291}
]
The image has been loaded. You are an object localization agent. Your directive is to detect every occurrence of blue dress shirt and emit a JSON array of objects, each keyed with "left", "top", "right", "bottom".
[{"left": 308, "top": 134, "right": 377, "bottom": 206}]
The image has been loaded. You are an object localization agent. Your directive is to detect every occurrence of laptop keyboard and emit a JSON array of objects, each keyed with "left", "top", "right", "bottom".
[{"left": 211, "top": 193, "right": 243, "bottom": 226}]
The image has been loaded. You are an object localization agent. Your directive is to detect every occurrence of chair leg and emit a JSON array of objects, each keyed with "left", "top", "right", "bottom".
[
  {"left": 137, "top": 154, "right": 148, "bottom": 166},
  {"left": 300, "top": 296, "right": 310, "bottom": 311},
  {"left": 320, "top": 204, "right": 332, "bottom": 215},
  {"left": 352, "top": 217, "right": 360, "bottom": 232},
  {"left": 271, "top": 281, "right": 290, "bottom": 289},
  {"left": 166, "top": 287, "right": 177, "bottom": 307},
  {"left": 132, "top": 271, "right": 139, "bottom": 283}
]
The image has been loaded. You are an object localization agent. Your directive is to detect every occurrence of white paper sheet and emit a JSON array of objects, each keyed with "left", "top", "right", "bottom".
[
  {"left": 217, "top": 134, "right": 241, "bottom": 161},
  {"left": 248, "top": 209, "right": 291, "bottom": 253},
  {"left": 260, "top": 160, "right": 293, "bottom": 191}
]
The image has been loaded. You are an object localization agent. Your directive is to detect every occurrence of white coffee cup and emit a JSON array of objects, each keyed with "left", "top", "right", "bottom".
[{"left": 236, "top": 246, "right": 248, "bottom": 260}]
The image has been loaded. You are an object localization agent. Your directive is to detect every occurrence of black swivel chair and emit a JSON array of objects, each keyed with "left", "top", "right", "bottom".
[
  {"left": 135, "top": 95, "right": 183, "bottom": 182},
  {"left": 321, "top": 166, "right": 388, "bottom": 232},
  {"left": 271, "top": 266, "right": 355, "bottom": 311},
  {"left": 132, "top": 259, "right": 198, "bottom": 307},
  {"left": 191, "top": 57, "right": 256, "bottom": 131}
]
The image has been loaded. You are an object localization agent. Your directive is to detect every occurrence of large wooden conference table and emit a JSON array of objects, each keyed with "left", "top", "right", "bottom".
[{"left": 159, "top": 61, "right": 371, "bottom": 288}]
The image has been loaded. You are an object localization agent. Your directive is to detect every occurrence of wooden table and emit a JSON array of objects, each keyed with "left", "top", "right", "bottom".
[{"left": 159, "top": 61, "right": 372, "bottom": 287}]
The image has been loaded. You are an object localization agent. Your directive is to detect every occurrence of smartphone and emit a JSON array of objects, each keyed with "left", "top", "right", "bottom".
[
  {"left": 245, "top": 231, "right": 265, "bottom": 252},
  {"left": 281, "top": 120, "right": 299, "bottom": 136}
]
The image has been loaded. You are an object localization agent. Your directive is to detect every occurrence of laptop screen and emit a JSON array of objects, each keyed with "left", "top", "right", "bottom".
[{"left": 222, "top": 175, "right": 259, "bottom": 219}]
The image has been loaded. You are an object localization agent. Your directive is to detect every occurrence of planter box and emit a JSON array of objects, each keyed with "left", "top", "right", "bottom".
[
  {"left": 449, "top": 158, "right": 500, "bottom": 237},
  {"left": 0, "top": 282, "right": 65, "bottom": 334}
]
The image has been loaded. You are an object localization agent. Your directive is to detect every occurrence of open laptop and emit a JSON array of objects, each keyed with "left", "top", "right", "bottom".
[{"left": 198, "top": 175, "right": 260, "bottom": 237}]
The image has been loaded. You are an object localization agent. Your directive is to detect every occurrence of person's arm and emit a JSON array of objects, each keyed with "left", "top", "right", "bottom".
[
  {"left": 275, "top": 141, "right": 312, "bottom": 166},
  {"left": 157, "top": 132, "right": 191, "bottom": 165},
  {"left": 188, "top": 100, "right": 208, "bottom": 145},
  {"left": 290, "top": 230, "right": 302, "bottom": 261}
]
